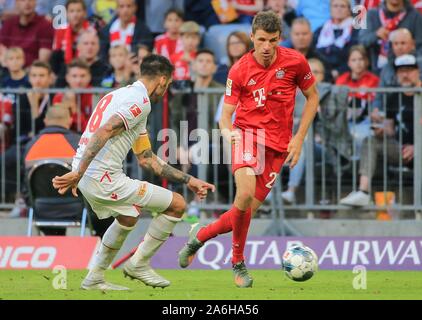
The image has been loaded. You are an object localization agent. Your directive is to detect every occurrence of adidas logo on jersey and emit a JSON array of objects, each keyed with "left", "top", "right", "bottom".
[{"left": 247, "top": 79, "right": 256, "bottom": 86}]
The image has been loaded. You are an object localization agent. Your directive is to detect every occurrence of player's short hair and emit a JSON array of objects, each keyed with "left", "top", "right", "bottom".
[
  {"left": 140, "top": 54, "right": 174, "bottom": 79},
  {"left": 252, "top": 11, "right": 282, "bottom": 36},
  {"left": 66, "top": 0, "right": 86, "bottom": 10},
  {"left": 66, "top": 58, "right": 91, "bottom": 74},
  {"left": 196, "top": 48, "right": 216, "bottom": 64},
  {"left": 165, "top": 7, "right": 184, "bottom": 20},
  {"left": 30, "top": 60, "right": 52, "bottom": 74}
]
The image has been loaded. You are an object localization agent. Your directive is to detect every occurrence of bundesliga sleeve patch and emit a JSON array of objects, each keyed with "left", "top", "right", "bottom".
[
  {"left": 226, "top": 78, "right": 233, "bottom": 96},
  {"left": 129, "top": 104, "right": 142, "bottom": 117}
]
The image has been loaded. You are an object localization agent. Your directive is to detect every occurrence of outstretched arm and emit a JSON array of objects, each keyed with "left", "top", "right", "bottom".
[
  {"left": 52, "top": 114, "right": 126, "bottom": 196},
  {"left": 136, "top": 147, "right": 215, "bottom": 199}
]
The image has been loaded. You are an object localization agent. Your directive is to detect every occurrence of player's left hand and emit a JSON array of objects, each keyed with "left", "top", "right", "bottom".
[
  {"left": 187, "top": 177, "right": 216, "bottom": 200},
  {"left": 285, "top": 135, "right": 304, "bottom": 169},
  {"left": 52, "top": 171, "right": 82, "bottom": 197}
]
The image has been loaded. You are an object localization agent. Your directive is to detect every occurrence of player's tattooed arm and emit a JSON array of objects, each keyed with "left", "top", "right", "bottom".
[
  {"left": 76, "top": 114, "right": 125, "bottom": 177},
  {"left": 137, "top": 149, "right": 192, "bottom": 184}
]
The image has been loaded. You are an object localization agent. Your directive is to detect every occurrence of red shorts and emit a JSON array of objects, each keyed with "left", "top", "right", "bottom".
[{"left": 231, "top": 133, "right": 288, "bottom": 202}]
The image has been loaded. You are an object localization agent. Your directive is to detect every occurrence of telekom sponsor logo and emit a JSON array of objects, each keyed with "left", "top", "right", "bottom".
[
  {"left": 150, "top": 237, "right": 422, "bottom": 270},
  {"left": 0, "top": 237, "right": 100, "bottom": 270}
]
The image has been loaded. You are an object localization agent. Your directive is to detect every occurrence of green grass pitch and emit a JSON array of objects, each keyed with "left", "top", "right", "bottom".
[{"left": 0, "top": 270, "right": 421, "bottom": 300}]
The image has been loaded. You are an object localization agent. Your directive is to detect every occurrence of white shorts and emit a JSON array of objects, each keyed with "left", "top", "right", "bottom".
[{"left": 78, "top": 173, "right": 173, "bottom": 220}]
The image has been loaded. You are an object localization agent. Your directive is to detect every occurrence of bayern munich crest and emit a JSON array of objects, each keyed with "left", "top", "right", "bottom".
[{"left": 276, "top": 68, "right": 285, "bottom": 79}]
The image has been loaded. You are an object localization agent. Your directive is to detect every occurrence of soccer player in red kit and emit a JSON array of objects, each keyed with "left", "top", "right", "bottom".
[{"left": 179, "top": 11, "right": 320, "bottom": 288}]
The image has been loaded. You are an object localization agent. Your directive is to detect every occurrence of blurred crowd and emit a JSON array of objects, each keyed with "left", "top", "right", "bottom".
[{"left": 0, "top": 0, "right": 421, "bottom": 218}]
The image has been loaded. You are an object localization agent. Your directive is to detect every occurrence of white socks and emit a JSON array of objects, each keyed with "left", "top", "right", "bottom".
[
  {"left": 130, "top": 214, "right": 182, "bottom": 267},
  {"left": 88, "top": 220, "right": 135, "bottom": 279}
]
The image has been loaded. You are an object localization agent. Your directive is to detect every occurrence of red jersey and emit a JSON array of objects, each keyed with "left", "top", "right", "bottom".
[
  {"left": 53, "top": 21, "right": 92, "bottom": 64},
  {"left": 224, "top": 46, "right": 315, "bottom": 153},
  {"left": 154, "top": 32, "right": 183, "bottom": 60},
  {"left": 170, "top": 51, "right": 196, "bottom": 81},
  {"left": 53, "top": 92, "right": 93, "bottom": 132},
  {"left": 335, "top": 71, "right": 379, "bottom": 101}
]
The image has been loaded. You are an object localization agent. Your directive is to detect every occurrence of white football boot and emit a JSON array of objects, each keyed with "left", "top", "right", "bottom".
[
  {"left": 123, "top": 259, "right": 170, "bottom": 288},
  {"left": 81, "top": 277, "right": 130, "bottom": 291}
]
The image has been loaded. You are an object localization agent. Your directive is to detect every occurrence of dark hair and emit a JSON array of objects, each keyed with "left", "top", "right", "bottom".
[
  {"left": 165, "top": 8, "right": 184, "bottom": 20},
  {"left": 66, "top": 58, "right": 91, "bottom": 73},
  {"left": 30, "top": 60, "right": 52, "bottom": 74},
  {"left": 66, "top": 0, "right": 86, "bottom": 10},
  {"left": 140, "top": 54, "right": 174, "bottom": 78},
  {"left": 252, "top": 11, "right": 282, "bottom": 35},
  {"left": 196, "top": 48, "right": 216, "bottom": 63}
]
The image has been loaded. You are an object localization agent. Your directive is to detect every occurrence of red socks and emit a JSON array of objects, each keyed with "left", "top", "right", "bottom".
[
  {"left": 197, "top": 207, "right": 235, "bottom": 243},
  {"left": 196, "top": 206, "right": 252, "bottom": 265},
  {"left": 231, "top": 208, "right": 252, "bottom": 264}
]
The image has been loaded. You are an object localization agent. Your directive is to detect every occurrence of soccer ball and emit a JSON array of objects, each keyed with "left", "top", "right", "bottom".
[{"left": 282, "top": 245, "right": 318, "bottom": 282}]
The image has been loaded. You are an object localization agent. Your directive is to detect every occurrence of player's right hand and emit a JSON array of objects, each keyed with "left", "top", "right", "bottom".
[
  {"left": 187, "top": 177, "right": 216, "bottom": 200},
  {"left": 52, "top": 171, "right": 82, "bottom": 197}
]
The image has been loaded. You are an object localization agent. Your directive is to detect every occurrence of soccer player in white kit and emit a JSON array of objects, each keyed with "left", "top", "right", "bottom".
[{"left": 52, "top": 55, "right": 215, "bottom": 290}]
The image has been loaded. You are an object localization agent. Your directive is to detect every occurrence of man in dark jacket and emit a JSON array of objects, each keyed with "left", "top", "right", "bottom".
[
  {"left": 24, "top": 104, "right": 80, "bottom": 235},
  {"left": 359, "top": 0, "right": 422, "bottom": 74}
]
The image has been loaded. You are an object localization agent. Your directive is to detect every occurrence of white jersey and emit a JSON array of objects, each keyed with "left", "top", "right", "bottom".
[{"left": 72, "top": 80, "right": 151, "bottom": 179}]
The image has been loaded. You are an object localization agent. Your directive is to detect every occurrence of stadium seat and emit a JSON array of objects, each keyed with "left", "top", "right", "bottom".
[
  {"left": 26, "top": 160, "right": 90, "bottom": 237},
  {"left": 203, "top": 23, "right": 252, "bottom": 64}
]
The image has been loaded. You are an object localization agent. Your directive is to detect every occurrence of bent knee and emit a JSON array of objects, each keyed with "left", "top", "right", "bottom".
[
  {"left": 236, "top": 190, "right": 255, "bottom": 205},
  {"left": 166, "top": 192, "right": 186, "bottom": 218}
]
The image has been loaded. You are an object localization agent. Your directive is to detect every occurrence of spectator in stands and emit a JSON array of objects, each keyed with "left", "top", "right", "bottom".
[
  {"left": 55, "top": 30, "right": 108, "bottom": 87},
  {"left": 25, "top": 61, "right": 54, "bottom": 134},
  {"left": 232, "top": 0, "right": 264, "bottom": 24},
  {"left": 99, "top": 0, "right": 153, "bottom": 60},
  {"left": 295, "top": 0, "right": 331, "bottom": 32},
  {"left": 313, "top": 0, "right": 359, "bottom": 81},
  {"left": 23, "top": 104, "right": 79, "bottom": 234},
  {"left": 50, "top": 0, "right": 95, "bottom": 77},
  {"left": 153, "top": 8, "right": 184, "bottom": 60},
  {"left": 183, "top": 0, "right": 220, "bottom": 29},
  {"left": 144, "top": 0, "right": 184, "bottom": 35},
  {"left": 359, "top": 0, "right": 422, "bottom": 74},
  {"left": 170, "top": 21, "right": 201, "bottom": 88},
  {"left": 214, "top": 31, "right": 251, "bottom": 85},
  {"left": 1, "top": 47, "right": 30, "bottom": 104},
  {"left": 130, "top": 43, "right": 151, "bottom": 78},
  {"left": 53, "top": 59, "right": 93, "bottom": 133},
  {"left": 0, "top": 61, "right": 53, "bottom": 203},
  {"left": 340, "top": 54, "right": 420, "bottom": 207},
  {"left": 101, "top": 44, "right": 135, "bottom": 88},
  {"left": 336, "top": 45, "right": 379, "bottom": 154},
  {"left": 379, "top": 28, "right": 422, "bottom": 87},
  {"left": 290, "top": 18, "right": 331, "bottom": 80},
  {"left": 265, "top": 0, "right": 291, "bottom": 41},
  {"left": 178, "top": 49, "right": 224, "bottom": 220},
  {"left": 282, "top": 58, "right": 325, "bottom": 203},
  {"left": 0, "top": 0, "right": 54, "bottom": 67}
]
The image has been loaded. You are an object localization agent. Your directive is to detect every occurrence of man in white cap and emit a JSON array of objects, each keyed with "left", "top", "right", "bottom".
[{"left": 340, "top": 54, "right": 421, "bottom": 207}]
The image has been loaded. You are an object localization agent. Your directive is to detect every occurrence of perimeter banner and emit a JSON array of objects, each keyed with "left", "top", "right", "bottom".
[
  {"left": 151, "top": 237, "right": 422, "bottom": 270},
  {"left": 0, "top": 237, "right": 100, "bottom": 269}
]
